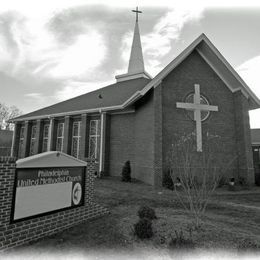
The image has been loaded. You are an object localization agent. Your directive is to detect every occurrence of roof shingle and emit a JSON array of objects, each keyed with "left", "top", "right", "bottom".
[{"left": 14, "top": 77, "right": 151, "bottom": 121}]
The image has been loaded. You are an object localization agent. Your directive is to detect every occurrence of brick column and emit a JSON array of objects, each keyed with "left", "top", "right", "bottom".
[
  {"left": 34, "top": 119, "right": 42, "bottom": 154},
  {"left": 63, "top": 116, "right": 72, "bottom": 155},
  {"left": 79, "top": 114, "right": 88, "bottom": 159},
  {"left": 154, "top": 84, "right": 163, "bottom": 186},
  {"left": 234, "top": 90, "right": 255, "bottom": 185},
  {"left": 22, "top": 121, "right": 31, "bottom": 158},
  {"left": 11, "top": 123, "right": 21, "bottom": 157}
]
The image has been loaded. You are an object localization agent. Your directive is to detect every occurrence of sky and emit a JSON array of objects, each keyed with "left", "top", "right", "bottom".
[{"left": 0, "top": 0, "right": 260, "bottom": 128}]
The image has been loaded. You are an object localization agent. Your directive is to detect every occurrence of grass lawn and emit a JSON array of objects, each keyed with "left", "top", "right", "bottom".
[{"left": 5, "top": 177, "right": 260, "bottom": 258}]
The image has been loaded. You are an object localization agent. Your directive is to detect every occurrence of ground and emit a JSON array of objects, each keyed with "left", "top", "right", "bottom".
[{"left": 4, "top": 177, "right": 260, "bottom": 258}]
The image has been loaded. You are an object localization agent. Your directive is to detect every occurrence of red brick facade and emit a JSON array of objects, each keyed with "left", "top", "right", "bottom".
[{"left": 12, "top": 50, "right": 255, "bottom": 186}]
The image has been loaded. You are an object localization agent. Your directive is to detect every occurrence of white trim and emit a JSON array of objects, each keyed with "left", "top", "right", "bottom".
[
  {"left": 47, "top": 118, "right": 53, "bottom": 151},
  {"left": 115, "top": 71, "right": 152, "bottom": 82},
  {"left": 42, "top": 123, "right": 50, "bottom": 152},
  {"left": 18, "top": 125, "right": 25, "bottom": 158},
  {"left": 29, "top": 125, "right": 37, "bottom": 156},
  {"left": 88, "top": 119, "right": 100, "bottom": 160},
  {"left": 99, "top": 113, "right": 105, "bottom": 172},
  {"left": 56, "top": 122, "right": 64, "bottom": 152},
  {"left": 196, "top": 49, "right": 237, "bottom": 93},
  {"left": 11, "top": 123, "right": 16, "bottom": 157},
  {"left": 72, "top": 121, "right": 81, "bottom": 158},
  {"left": 110, "top": 109, "right": 135, "bottom": 115}
]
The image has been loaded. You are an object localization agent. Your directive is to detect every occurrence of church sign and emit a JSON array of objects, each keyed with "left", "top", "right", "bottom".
[{"left": 11, "top": 152, "right": 86, "bottom": 222}]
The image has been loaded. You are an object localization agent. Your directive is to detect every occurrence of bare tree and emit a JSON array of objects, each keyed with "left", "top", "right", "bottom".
[
  {"left": 0, "top": 103, "right": 22, "bottom": 130},
  {"left": 167, "top": 131, "right": 236, "bottom": 229}
]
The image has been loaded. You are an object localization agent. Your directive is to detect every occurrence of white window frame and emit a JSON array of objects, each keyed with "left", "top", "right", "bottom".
[
  {"left": 18, "top": 126, "right": 25, "bottom": 158},
  {"left": 29, "top": 125, "right": 37, "bottom": 156},
  {"left": 72, "top": 121, "right": 81, "bottom": 158},
  {"left": 88, "top": 119, "right": 100, "bottom": 160},
  {"left": 56, "top": 122, "right": 64, "bottom": 152},
  {"left": 42, "top": 124, "right": 50, "bottom": 152}
]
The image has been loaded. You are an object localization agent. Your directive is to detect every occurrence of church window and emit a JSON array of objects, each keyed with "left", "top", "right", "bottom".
[
  {"left": 185, "top": 93, "right": 210, "bottom": 121},
  {"left": 72, "top": 121, "right": 81, "bottom": 158},
  {"left": 42, "top": 124, "right": 49, "bottom": 152},
  {"left": 56, "top": 123, "right": 64, "bottom": 152},
  {"left": 18, "top": 126, "right": 25, "bottom": 158},
  {"left": 88, "top": 120, "right": 100, "bottom": 160},
  {"left": 29, "top": 125, "right": 37, "bottom": 156}
]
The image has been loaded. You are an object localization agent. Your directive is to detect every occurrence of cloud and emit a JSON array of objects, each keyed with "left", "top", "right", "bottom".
[
  {"left": 236, "top": 55, "right": 260, "bottom": 99},
  {"left": 36, "top": 32, "right": 107, "bottom": 79},
  {"left": 236, "top": 56, "right": 260, "bottom": 128},
  {"left": 55, "top": 79, "right": 114, "bottom": 102}
]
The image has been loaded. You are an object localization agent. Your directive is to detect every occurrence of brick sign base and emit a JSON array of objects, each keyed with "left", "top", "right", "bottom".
[{"left": 0, "top": 157, "right": 109, "bottom": 250}]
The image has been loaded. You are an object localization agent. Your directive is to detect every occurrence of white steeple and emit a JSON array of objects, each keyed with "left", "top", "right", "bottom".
[{"left": 115, "top": 7, "right": 151, "bottom": 82}]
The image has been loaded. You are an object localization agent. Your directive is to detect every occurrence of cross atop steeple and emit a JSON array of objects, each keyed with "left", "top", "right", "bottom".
[
  {"left": 115, "top": 7, "right": 151, "bottom": 82},
  {"left": 132, "top": 7, "right": 142, "bottom": 22}
]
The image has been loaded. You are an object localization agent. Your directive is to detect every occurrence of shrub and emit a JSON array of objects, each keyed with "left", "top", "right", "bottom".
[
  {"left": 168, "top": 230, "right": 195, "bottom": 250},
  {"left": 162, "top": 169, "right": 174, "bottom": 190},
  {"left": 237, "top": 238, "right": 260, "bottom": 252},
  {"left": 134, "top": 218, "right": 153, "bottom": 239},
  {"left": 238, "top": 176, "right": 249, "bottom": 186},
  {"left": 256, "top": 173, "right": 260, "bottom": 186},
  {"left": 217, "top": 176, "right": 226, "bottom": 187},
  {"left": 138, "top": 205, "right": 157, "bottom": 220},
  {"left": 121, "top": 161, "right": 131, "bottom": 182}
]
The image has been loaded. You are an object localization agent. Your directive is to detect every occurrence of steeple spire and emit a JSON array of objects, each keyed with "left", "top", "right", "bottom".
[
  {"left": 127, "top": 14, "right": 145, "bottom": 75},
  {"left": 115, "top": 7, "right": 151, "bottom": 82}
]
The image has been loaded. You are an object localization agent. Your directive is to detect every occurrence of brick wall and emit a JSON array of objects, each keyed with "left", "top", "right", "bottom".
[
  {"left": 161, "top": 50, "right": 239, "bottom": 182},
  {"left": 134, "top": 90, "right": 155, "bottom": 185},
  {"left": 234, "top": 90, "right": 255, "bottom": 184},
  {"left": 0, "top": 157, "right": 108, "bottom": 251},
  {"left": 109, "top": 113, "right": 135, "bottom": 176}
]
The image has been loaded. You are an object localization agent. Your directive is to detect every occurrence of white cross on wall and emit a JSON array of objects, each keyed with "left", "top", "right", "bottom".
[{"left": 176, "top": 84, "right": 218, "bottom": 152}]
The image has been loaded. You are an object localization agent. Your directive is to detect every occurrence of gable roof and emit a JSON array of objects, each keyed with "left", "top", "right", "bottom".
[
  {"left": 13, "top": 77, "right": 151, "bottom": 121},
  {"left": 13, "top": 33, "right": 260, "bottom": 122},
  {"left": 140, "top": 33, "right": 260, "bottom": 110}
]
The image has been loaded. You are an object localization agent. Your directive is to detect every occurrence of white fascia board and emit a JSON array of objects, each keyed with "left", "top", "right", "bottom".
[
  {"left": 140, "top": 34, "right": 205, "bottom": 96},
  {"left": 201, "top": 36, "right": 260, "bottom": 107},
  {"left": 12, "top": 105, "right": 123, "bottom": 122},
  {"left": 196, "top": 48, "right": 239, "bottom": 94}
]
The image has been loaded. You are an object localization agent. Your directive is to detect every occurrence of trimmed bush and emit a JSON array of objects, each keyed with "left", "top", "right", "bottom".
[
  {"left": 162, "top": 169, "right": 174, "bottom": 190},
  {"left": 138, "top": 205, "right": 157, "bottom": 220},
  {"left": 121, "top": 160, "right": 131, "bottom": 182},
  {"left": 237, "top": 238, "right": 260, "bottom": 252},
  {"left": 134, "top": 218, "right": 153, "bottom": 239},
  {"left": 168, "top": 230, "right": 195, "bottom": 250}
]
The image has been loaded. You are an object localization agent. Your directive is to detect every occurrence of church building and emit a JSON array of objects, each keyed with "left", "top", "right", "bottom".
[{"left": 11, "top": 9, "right": 260, "bottom": 186}]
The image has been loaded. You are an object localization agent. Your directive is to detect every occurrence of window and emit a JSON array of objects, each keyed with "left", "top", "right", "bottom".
[
  {"left": 42, "top": 124, "right": 50, "bottom": 152},
  {"left": 88, "top": 120, "right": 100, "bottom": 160},
  {"left": 185, "top": 93, "right": 210, "bottom": 121},
  {"left": 29, "top": 125, "right": 37, "bottom": 156},
  {"left": 71, "top": 121, "right": 81, "bottom": 158},
  {"left": 18, "top": 126, "right": 25, "bottom": 158},
  {"left": 56, "top": 123, "right": 64, "bottom": 152}
]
